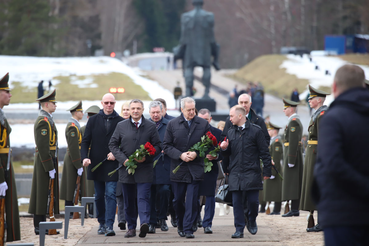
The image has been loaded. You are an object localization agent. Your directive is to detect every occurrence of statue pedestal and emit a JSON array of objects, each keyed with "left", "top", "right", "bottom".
[{"left": 194, "top": 98, "right": 216, "bottom": 112}]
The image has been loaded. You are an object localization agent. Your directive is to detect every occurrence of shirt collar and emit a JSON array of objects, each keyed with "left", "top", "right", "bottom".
[
  {"left": 288, "top": 113, "right": 297, "bottom": 121},
  {"left": 131, "top": 117, "right": 142, "bottom": 127}
]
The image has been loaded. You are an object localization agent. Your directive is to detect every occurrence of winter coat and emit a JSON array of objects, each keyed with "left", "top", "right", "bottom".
[
  {"left": 313, "top": 87, "right": 369, "bottom": 228},
  {"left": 80, "top": 125, "right": 94, "bottom": 197}
]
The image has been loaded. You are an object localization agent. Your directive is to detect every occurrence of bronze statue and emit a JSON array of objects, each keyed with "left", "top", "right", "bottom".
[{"left": 173, "top": 0, "right": 220, "bottom": 99}]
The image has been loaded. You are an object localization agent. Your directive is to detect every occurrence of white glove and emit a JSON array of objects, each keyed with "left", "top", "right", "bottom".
[
  {"left": 270, "top": 175, "right": 275, "bottom": 180},
  {"left": 49, "top": 169, "right": 56, "bottom": 179},
  {"left": 0, "top": 182, "right": 8, "bottom": 196},
  {"left": 288, "top": 163, "right": 295, "bottom": 168},
  {"left": 77, "top": 167, "right": 83, "bottom": 176}
]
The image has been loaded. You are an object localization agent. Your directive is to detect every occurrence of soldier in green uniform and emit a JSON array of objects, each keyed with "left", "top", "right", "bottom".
[
  {"left": 300, "top": 85, "right": 329, "bottom": 232},
  {"left": 28, "top": 89, "right": 59, "bottom": 235},
  {"left": 0, "top": 73, "right": 21, "bottom": 242},
  {"left": 264, "top": 122, "right": 283, "bottom": 215},
  {"left": 80, "top": 105, "right": 100, "bottom": 217},
  {"left": 281, "top": 98, "right": 303, "bottom": 217},
  {"left": 60, "top": 101, "right": 84, "bottom": 216}
]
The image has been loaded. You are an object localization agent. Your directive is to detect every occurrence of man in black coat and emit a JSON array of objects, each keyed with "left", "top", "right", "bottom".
[
  {"left": 163, "top": 97, "right": 210, "bottom": 239},
  {"left": 220, "top": 105, "right": 271, "bottom": 238},
  {"left": 147, "top": 101, "right": 171, "bottom": 233},
  {"left": 82, "top": 93, "right": 123, "bottom": 236},
  {"left": 109, "top": 99, "right": 161, "bottom": 239},
  {"left": 198, "top": 108, "right": 221, "bottom": 234},
  {"left": 313, "top": 64, "right": 369, "bottom": 246},
  {"left": 155, "top": 98, "right": 175, "bottom": 120}
]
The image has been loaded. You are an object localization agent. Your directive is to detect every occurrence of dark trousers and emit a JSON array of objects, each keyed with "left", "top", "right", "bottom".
[
  {"left": 273, "top": 202, "right": 281, "bottom": 213},
  {"left": 94, "top": 180, "right": 117, "bottom": 228},
  {"left": 202, "top": 196, "right": 215, "bottom": 228},
  {"left": 122, "top": 183, "right": 151, "bottom": 229},
  {"left": 168, "top": 187, "right": 176, "bottom": 220},
  {"left": 324, "top": 226, "right": 369, "bottom": 246},
  {"left": 291, "top": 199, "right": 300, "bottom": 211},
  {"left": 171, "top": 181, "right": 200, "bottom": 234},
  {"left": 233, "top": 190, "right": 259, "bottom": 233},
  {"left": 149, "top": 184, "right": 171, "bottom": 225}
]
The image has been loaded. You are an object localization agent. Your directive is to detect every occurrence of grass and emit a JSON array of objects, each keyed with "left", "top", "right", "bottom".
[
  {"left": 230, "top": 55, "right": 310, "bottom": 99},
  {"left": 10, "top": 72, "right": 151, "bottom": 103},
  {"left": 337, "top": 54, "right": 369, "bottom": 66}
]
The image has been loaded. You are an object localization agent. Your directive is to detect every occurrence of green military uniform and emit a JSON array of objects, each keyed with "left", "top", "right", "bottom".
[
  {"left": 281, "top": 98, "right": 303, "bottom": 216},
  {"left": 0, "top": 73, "right": 21, "bottom": 241},
  {"left": 264, "top": 122, "right": 283, "bottom": 214},
  {"left": 28, "top": 89, "right": 59, "bottom": 233},
  {"left": 60, "top": 101, "right": 84, "bottom": 204}
]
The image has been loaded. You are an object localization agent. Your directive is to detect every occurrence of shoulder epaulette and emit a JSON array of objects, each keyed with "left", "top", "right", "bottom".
[
  {"left": 292, "top": 118, "right": 296, "bottom": 121},
  {"left": 71, "top": 123, "right": 75, "bottom": 126},
  {"left": 320, "top": 111, "right": 325, "bottom": 116},
  {"left": 275, "top": 139, "right": 279, "bottom": 142},
  {"left": 44, "top": 117, "right": 48, "bottom": 122}
]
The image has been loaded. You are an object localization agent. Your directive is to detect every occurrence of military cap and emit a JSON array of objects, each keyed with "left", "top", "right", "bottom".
[
  {"left": 67, "top": 101, "right": 83, "bottom": 112},
  {"left": 84, "top": 105, "right": 100, "bottom": 115},
  {"left": 268, "top": 121, "right": 282, "bottom": 130},
  {"left": 37, "top": 89, "right": 56, "bottom": 103},
  {"left": 0, "top": 73, "right": 10, "bottom": 91},
  {"left": 283, "top": 98, "right": 299, "bottom": 108},
  {"left": 308, "top": 85, "right": 330, "bottom": 100}
]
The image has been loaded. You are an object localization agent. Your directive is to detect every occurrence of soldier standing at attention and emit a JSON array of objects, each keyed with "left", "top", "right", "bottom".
[
  {"left": 0, "top": 73, "right": 21, "bottom": 242},
  {"left": 264, "top": 122, "right": 283, "bottom": 215},
  {"left": 29, "top": 89, "right": 59, "bottom": 235},
  {"left": 60, "top": 101, "right": 84, "bottom": 215},
  {"left": 281, "top": 99, "right": 303, "bottom": 218},
  {"left": 300, "top": 85, "right": 329, "bottom": 232}
]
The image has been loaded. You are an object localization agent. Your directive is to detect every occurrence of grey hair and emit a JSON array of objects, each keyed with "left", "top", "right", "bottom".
[
  {"left": 129, "top": 99, "right": 144, "bottom": 107},
  {"left": 198, "top": 108, "right": 211, "bottom": 117},
  {"left": 181, "top": 97, "right": 195, "bottom": 109},
  {"left": 149, "top": 101, "right": 163, "bottom": 111},
  {"left": 238, "top": 93, "right": 252, "bottom": 103}
]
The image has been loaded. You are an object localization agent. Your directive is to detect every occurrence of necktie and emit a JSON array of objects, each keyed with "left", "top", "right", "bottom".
[
  {"left": 134, "top": 122, "right": 139, "bottom": 129},
  {"left": 188, "top": 120, "right": 191, "bottom": 127},
  {"left": 238, "top": 126, "right": 243, "bottom": 131}
]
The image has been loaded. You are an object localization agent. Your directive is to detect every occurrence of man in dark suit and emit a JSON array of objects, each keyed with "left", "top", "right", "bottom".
[
  {"left": 163, "top": 97, "right": 210, "bottom": 239},
  {"left": 147, "top": 101, "right": 171, "bottom": 233},
  {"left": 198, "top": 108, "right": 222, "bottom": 234},
  {"left": 155, "top": 98, "right": 175, "bottom": 120},
  {"left": 109, "top": 99, "right": 161, "bottom": 238},
  {"left": 82, "top": 93, "right": 123, "bottom": 236}
]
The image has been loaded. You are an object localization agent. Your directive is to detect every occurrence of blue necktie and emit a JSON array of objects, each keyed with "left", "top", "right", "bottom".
[{"left": 188, "top": 120, "right": 191, "bottom": 127}]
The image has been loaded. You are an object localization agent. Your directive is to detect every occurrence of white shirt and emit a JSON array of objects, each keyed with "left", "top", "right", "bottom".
[{"left": 131, "top": 117, "right": 142, "bottom": 128}]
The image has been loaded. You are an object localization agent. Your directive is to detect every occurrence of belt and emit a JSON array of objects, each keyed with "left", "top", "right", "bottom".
[
  {"left": 0, "top": 148, "right": 9, "bottom": 154},
  {"left": 308, "top": 140, "right": 318, "bottom": 145},
  {"left": 50, "top": 146, "right": 57, "bottom": 150},
  {"left": 284, "top": 141, "right": 301, "bottom": 147}
]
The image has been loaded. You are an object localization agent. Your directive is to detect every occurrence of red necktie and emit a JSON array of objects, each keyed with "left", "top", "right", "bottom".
[{"left": 134, "top": 122, "right": 139, "bottom": 129}]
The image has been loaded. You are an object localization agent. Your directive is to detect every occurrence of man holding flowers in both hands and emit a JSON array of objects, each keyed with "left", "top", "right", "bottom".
[
  {"left": 163, "top": 97, "right": 210, "bottom": 239},
  {"left": 109, "top": 99, "right": 161, "bottom": 239}
]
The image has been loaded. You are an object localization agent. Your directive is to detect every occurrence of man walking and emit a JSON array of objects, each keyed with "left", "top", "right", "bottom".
[{"left": 82, "top": 93, "right": 123, "bottom": 236}]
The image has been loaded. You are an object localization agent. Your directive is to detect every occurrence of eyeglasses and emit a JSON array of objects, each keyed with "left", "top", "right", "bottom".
[{"left": 103, "top": 101, "right": 116, "bottom": 105}]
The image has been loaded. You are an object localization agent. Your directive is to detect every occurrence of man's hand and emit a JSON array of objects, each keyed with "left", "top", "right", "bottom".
[
  {"left": 0, "top": 182, "right": 8, "bottom": 196},
  {"left": 271, "top": 160, "right": 275, "bottom": 165},
  {"left": 83, "top": 158, "right": 91, "bottom": 167},
  {"left": 263, "top": 176, "right": 270, "bottom": 180},
  {"left": 188, "top": 151, "right": 197, "bottom": 161},
  {"left": 220, "top": 139, "right": 229, "bottom": 150},
  {"left": 135, "top": 156, "right": 146, "bottom": 163},
  {"left": 180, "top": 152, "right": 191, "bottom": 162},
  {"left": 206, "top": 154, "right": 217, "bottom": 161},
  {"left": 107, "top": 152, "right": 116, "bottom": 161},
  {"left": 49, "top": 169, "right": 56, "bottom": 179},
  {"left": 77, "top": 167, "right": 83, "bottom": 176},
  {"left": 123, "top": 159, "right": 128, "bottom": 167}
]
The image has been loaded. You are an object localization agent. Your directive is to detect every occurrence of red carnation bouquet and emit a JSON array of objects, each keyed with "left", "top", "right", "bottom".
[
  {"left": 173, "top": 131, "right": 217, "bottom": 174},
  {"left": 108, "top": 142, "right": 156, "bottom": 177},
  {"left": 204, "top": 136, "right": 225, "bottom": 173}
]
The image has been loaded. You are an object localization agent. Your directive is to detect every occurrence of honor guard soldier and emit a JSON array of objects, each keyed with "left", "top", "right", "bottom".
[
  {"left": 300, "top": 85, "right": 329, "bottom": 232},
  {"left": 0, "top": 73, "right": 21, "bottom": 242},
  {"left": 281, "top": 98, "right": 303, "bottom": 217},
  {"left": 60, "top": 101, "right": 84, "bottom": 216},
  {"left": 264, "top": 122, "right": 283, "bottom": 215},
  {"left": 28, "top": 89, "right": 59, "bottom": 235}
]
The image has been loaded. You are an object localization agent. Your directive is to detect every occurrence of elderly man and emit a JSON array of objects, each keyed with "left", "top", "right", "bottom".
[
  {"left": 109, "top": 99, "right": 161, "bottom": 238},
  {"left": 147, "top": 101, "right": 171, "bottom": 233},
  {"left": 163, "top": 97, "right": 210, "bottom": 239},
  {"left": 220, "top": 106, "right": 271, "bottom": 237},
  {"left": 154, "top": 98, "right": 175, "bottom": 120},
  {"left": 82, "top": 93, "right": 123, "bottom": 236},
  {"left": 313, "top": 65, "right": 369, "bottom": 246}
]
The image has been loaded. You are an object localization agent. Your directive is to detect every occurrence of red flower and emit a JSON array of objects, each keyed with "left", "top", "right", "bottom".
[
  {"left": 144, "top": 142, "right": 156, "bottom": 156},
  {"left": 212, "top": 137, "right": 217, "bottom": 147}
]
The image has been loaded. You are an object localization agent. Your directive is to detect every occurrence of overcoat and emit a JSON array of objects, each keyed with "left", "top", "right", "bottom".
[
  {"left": 281, "top": 114, "right": 303, "bottom": 201},
  {"left": 80, "top": 125, "right": 94, "bottom": 197},
  {"left": 29, "top": 110, "right": 60, "bottom": 215},
  {"left": 264, "top": 136, "right": 283, "bottom": 202}
]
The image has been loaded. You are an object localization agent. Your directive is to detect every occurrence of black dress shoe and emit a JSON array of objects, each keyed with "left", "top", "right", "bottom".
[
  {"left": 139, "top": 223, "right": 149, "bottom": 238},
  {"left": 231, "top": 231, "right": 244, "bottom": 238},
  {"left": 118, "top": 221, "right": 126, "bottom": 230},
  {"left": 282, "top": 210, "right": 300, "bottom": 217},
  {"left": 148, "top": 224, "right": 156, "bottom": 234},
  {"left": 197, "top": 218, "right": 203, "bottom": 228},
  {"left": 124, "top": 229, "right": 136, "bottom": 238},
  {"left": 192, "top": 222, "right": 198, "bottom": 232},
  {"left": 306, "top": 224, "right": 323, "bottom": 232},
  {"left": 247, "top": 220, "right": 258, "bottom": 235},
  {"left": 204, "top": 226, "right": 213, "bottom": 234},
  {"left": 177, "top": 228, "right": 185, "bottom": 237},
  {"left": 171, "top": 218, "right": 178, "bottom": 227},
  {"left": 160, "top": 219, "right": 169, "bottom": 231},
  {"left": 268, "top": 212, "right": 281, "bottom": 215},
  {"left": 185, "top": 233, "right": 195, "bottom": 238}
]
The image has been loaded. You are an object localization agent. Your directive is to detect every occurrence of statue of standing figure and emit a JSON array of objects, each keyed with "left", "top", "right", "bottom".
[{"left": 173, "top": 0, "right": 220, "bottom": 99}]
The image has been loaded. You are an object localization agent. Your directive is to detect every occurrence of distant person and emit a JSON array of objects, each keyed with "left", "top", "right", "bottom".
[
  {"left": 252, "top": 89, "right": 264, "bottom": 117},
  {"left": 290, "top": 88, "right": 300, "bottom": 103},
  {"left": 37, "top": 80, "right": 44, "bottom": 109},
  {"left": 233, "top": 85, "right": 238, "bottom": 97},
  {"left": 154, "top": 98, "right": 174, "bottom": 120},
  {"left": 167, "top": 56, "right": 171, "bottom": 70},
  {"left": 228, "top": 92, "right": 237, "bottom": 108},
  {"left": 313, "top": 64, "right": 369, "bottom": 246},
  {"left": 305, "top": 93, "right": 312, "bottom": 115},
  {"left": 48, "top": 80, "right": 52, "bottom": 92}
]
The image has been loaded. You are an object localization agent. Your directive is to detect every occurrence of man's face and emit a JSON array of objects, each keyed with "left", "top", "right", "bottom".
[
  {"left": 74, "top": 111, "right": 84, "bottom": 121},
  {"left": 198, "top": 112, "right": 212, "bottom": 123},
  {"left": 181, "top": 102, "right": 196, "bottom": 120},
  {"left": 268, "top": 129, "right": 273, "bottom": 137},
  {"left": 0, "top": 90, "right": 11, "bottom": 107},
  {"left": 308, "top": 97, "right": 319, "bottom": 109},
  {"left": 121, "top": 105, "right": 130, "bottom": 119},
  {"left": 238, "top": 95, "right": 252, "bottom": 114},
  {"left": 161, "top": 105, "right": 167, "bottom": 116},
  {"left": 101, "top": 95, "right": 116, "bottom": 114},
  {"left": 130, "top": 102, "right": 144, "bottom": 121},
  {"left": 229, "top": 108, "right": 240, "bottom": 126},
  {"left": 47, "top": 101, "right": 57, "bottom": 113},
  {"left": 150, "top": 106, "right": 162, "bottom": 122},
  {"left": 283, "top": 106, "right": 293, "bottom": 117}
]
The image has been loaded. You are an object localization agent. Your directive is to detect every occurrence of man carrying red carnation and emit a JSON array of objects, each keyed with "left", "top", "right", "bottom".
[{"left": 109, "top": 99, "right": 161, "bottom": 238}]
